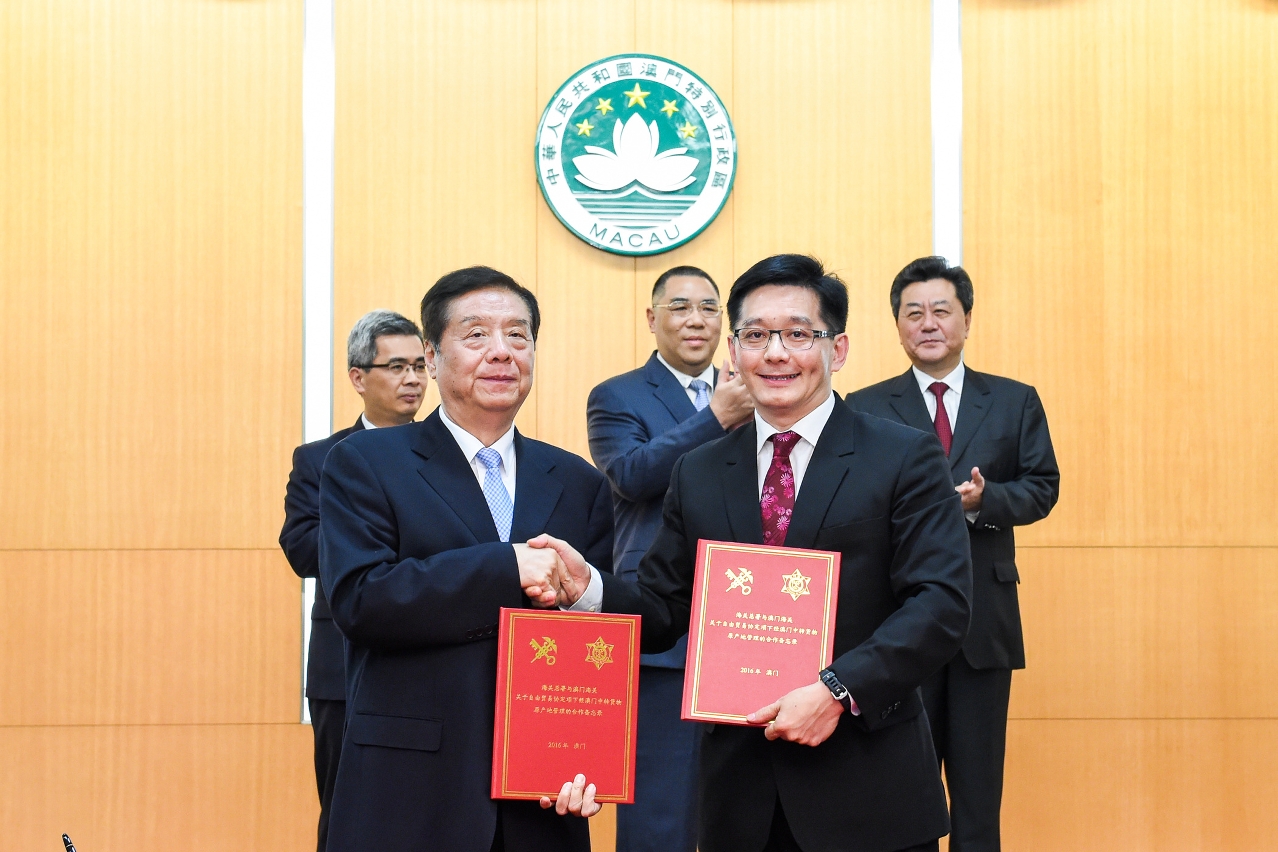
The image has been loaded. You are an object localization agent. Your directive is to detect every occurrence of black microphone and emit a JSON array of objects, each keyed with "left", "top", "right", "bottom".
[{"left": 62, "top": 835, "right": 77, "bottom": 852}]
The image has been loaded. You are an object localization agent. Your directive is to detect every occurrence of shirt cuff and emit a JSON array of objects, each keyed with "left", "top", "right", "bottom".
[
  {"left": 848, "top": 697, "right": 860, "bottom": 716},
  {"left": 564, "top": 564, "right": 603, "bottom": 613},
  {"left": 964, "top": 509, "right": 979, "bottom": 525}
]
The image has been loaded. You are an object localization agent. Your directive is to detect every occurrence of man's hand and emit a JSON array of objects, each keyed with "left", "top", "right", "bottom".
[
  {"left": 955, "top": 466, "right": 985, "bottom": 513},
  {"left": 747, "top": 681, "right": 844, "bottom": 747},
  {"left": 709, "top": 358, "right": 754, "bottom": 430},
  {"left": 526, "top": 534, "right": 591, "bottom": 607},
  {"left": 539, "top": 773, "right": 601, "bottom": 817},
  {"left": 512, "top": 543, "right": 563, "bottom": 608}
]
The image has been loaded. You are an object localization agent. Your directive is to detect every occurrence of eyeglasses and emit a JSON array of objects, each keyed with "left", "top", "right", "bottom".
[
  {"left": 733, "top": 327, "right": 837, "bottom": 350},
  {"left": 358, "top": 361, "right": 429, "bottom": 377},
  {"left": 653, "top": 300, "right": 723, "bottom": 319}
]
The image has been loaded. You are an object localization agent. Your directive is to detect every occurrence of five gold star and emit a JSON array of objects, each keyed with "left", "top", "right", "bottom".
[
  {"left": 595, "top": 98, "right": 613, "bottom": 115},
  {"left": 660, "top": 99, "right": 679, "bottom": 118},
  {"left": 623, "top": 83, "right": 650, "bottom": 109},
  {"left": 575, "top": 118, "right": 595, "bottom": 136},
  {"left": 678, "top": 120, "right": 697, "bottom": 139}
]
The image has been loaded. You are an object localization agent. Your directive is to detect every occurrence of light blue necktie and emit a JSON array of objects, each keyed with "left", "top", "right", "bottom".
[
  {"left": 475, "top": 447, "right": 513, "bottom": 542},
  {"left": 689, "top": 379, "right": 711, "bottom": 412}
]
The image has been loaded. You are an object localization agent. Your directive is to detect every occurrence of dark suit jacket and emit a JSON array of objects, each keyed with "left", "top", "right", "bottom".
[
  {"left": 279, "top": 416, "right": 364, "bottom": 701},
  {"left": 318, "top": 408, "right": 613, "bottom": 852},
  {"left": 847, "top": 368, "right": 1059, "bottom": 670},
  {"left": 602, "top": 399, "right": 972, "bottom": 852},
  {"left": 586, "top": 352, "right": 725, "bottom": 668}
]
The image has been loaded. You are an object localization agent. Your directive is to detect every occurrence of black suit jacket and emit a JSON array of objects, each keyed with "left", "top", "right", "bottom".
[
  {"left": 847, "top": 368, "right": 1059, "bottom": 669},
  {"left": 318, "top": 409, "right": 614, "bottom": 852},
  {"left": 279, "top": 416, "right": 364, "bottom": 701},
  {"left": 602, "top": 399, "right": 972, "bottom": 852},
  {"left": 586, "top": 352, "right": 725, "bottom": 667}
]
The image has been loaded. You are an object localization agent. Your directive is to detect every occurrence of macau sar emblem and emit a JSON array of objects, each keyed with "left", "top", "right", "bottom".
[{"left": 536, "top": 54, "right": 736, "bottom": 256}]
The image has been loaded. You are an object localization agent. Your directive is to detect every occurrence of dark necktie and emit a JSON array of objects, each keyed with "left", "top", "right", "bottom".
[
  {"left": 761, "top": 431, "right": 801, "bottom": 546},
  {"left": 928, "top": 381, "right": 952, "bottom": 456}
]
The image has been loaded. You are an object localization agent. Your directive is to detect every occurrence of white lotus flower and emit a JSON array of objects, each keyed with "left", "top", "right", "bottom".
[{"left": 573, "top": 114, "right": 698, "bottom": 192}]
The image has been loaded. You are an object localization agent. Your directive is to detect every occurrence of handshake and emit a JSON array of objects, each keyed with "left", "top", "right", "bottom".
[{"left": 513, "top": 533, "right": 592, "bottom": 608}]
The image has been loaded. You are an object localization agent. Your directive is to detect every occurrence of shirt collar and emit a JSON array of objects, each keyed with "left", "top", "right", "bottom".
[
  {"left": 360, "top": 413, "right": 378, "bottom": 430},
  {"left": 655, "top": 351, "right": 715, "bottom": 390},
  {"left": 754, "top": 392, "right": 838, "bottom": 455},
  {"left": 438, "top": 405, "right": 517, "bottom": 466},
  {"left": 911, "top": 356, "right": 966, "bottom": 396}
]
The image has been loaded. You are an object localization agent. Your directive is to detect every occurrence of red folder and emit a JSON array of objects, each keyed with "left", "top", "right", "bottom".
[
  {"left": 492, "top": 608, "right": 641, "bottom": 803},
  {"left": 682, "top": 540, "right": 840, "bottom": 724}
]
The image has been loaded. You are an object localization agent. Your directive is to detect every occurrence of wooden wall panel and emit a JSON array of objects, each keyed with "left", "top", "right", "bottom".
[
  {"left": 333, "top": 0, "right": 540, "bottom": 431},
  {"left": 1008, "top": 547, "right": 1278, "bottom": 720},
  {"left": 0, "top": 550, "right": 301, "bottom": 727},
  {"left": 733, "top": 0, "right": 933, "bottom": 397},
  {"left": 1002, "top": 720, "right": 1278, "bottom": 851},
  {"left": 0, "top": 0, "right": 302, "bottom": 551},
  {"left": 965, "top": 0, "right": 1278, "bottom": 548},
  {"left": 0, "top": 724, "right": 315, "bottom": 852}
]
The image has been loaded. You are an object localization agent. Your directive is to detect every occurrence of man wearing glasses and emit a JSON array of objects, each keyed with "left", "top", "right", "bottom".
[
  {"left": 279, "top": 309, "right": 426, "bottom": 852},
  {"left": 586, "top": 266, "right": 753, "bottom": 852},
  {"left": 550, "top": 254, "right": 973, "bottom": 852}
]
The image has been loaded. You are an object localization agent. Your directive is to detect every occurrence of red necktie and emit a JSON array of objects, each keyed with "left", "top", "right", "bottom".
[
  {"left": 929, "top": 381, "right": 952, "bottom": 456},
  {"left": 761, "top": 431, "right": 800, "bottom": 546}
]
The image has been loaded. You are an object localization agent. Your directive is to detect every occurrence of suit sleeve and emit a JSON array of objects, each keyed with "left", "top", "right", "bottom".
[
  {"left": 587, "top": 382, "right": 726, "bottom": 503},
  {"left": 598, "top": 455, "right": 696, "bottom": 655},
  {"left": 973, "top": 386, "right": 1060, "bottom": 530},
  {"left": 279, "top": 444, "right": 321, "bottom": 579},
  {"left": 830, "top": 429, "right": 973, "bottom": 730},
  {"left": 584, "top": 471, "right": 617, "bottom": 576},
  {"left": 318, "top": 438, "right": 526, "bottom": 651}
]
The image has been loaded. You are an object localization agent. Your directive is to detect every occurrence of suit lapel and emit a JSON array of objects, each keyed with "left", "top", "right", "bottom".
[
  {"left": 888, "top": 370, "right": 936, "bottom": 435},
  {"left": 784, "top": 402, "right": 855, "bottom": 550},
  {"left": 509, "top": 433, "right": 563, "bottom": 542},
  {"left": 644, "top": 353, "right": 698, "bottom": 423},
  {"left": 948, "top": 369, "right": 992, "bottom": 467},
  {"left": 722, "top": 423, "right": 765, "bottom": 544},
  {"left": 412, "top": 411, "right": 499, "bottom": 543}
]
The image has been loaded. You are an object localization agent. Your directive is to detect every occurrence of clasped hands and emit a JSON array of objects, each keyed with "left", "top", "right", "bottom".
[{"left": 512, "top": 534, "right": 591, "bottom": 608}]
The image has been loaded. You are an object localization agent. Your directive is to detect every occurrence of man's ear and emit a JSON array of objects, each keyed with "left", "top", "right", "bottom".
[
  {"left": 646, "top": 307, "right": 657, "bottom": 334},
  {"left": 424, "top": 341, "right": 439, "bottom": 380},
  {"left": 348, "top": 366, "right": 366, "bottom": 394}
]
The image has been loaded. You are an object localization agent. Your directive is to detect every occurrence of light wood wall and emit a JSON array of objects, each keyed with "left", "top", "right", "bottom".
[
  {"left": 0, "top": 0, "right": 315, "bottom": 850},
  {"left": 965, "top": 0, "right": 1278, "bottom": 849}
]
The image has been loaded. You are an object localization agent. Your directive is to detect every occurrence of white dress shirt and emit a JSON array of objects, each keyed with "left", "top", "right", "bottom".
[
  {"left": 438, "top": 405, "right": 517, "bottom": 498},
  {"left": 910, "top": 359, "right": 977, "bottom": 523},
  {"left": 753, "top": 392, "right": 838, "bottom": 498},
  {"left": 360, "top": 413, "right": 379, "bottom": 431},
  {"left": 655, "top": 351, "right": 716, "bottom": 406}
]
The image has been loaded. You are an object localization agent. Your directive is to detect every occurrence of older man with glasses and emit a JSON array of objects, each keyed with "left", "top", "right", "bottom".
[
  {"left": 586, "top": 265, "right": 753, "bottom": 852},
  {"left": 279, "top": 309, "right": 426, "bottom": 852}
]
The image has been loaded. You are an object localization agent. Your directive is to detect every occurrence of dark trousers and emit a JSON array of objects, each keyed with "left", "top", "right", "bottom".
[
  {"left": 616, "top": 666, "right": 701, "bottom": 852},
  {"left": 308, "top": 697, "right": 346, "bottom": 852},
  {"left": 921, "top": 655, "right": 1014, "bottom": 852},
  {"left": 763, "top": 799, "right": 940, "bottom": 852}
]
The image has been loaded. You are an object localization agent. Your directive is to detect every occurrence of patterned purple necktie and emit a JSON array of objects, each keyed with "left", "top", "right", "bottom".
[{"left": 760, "top": 431, "right": 801, "bottom": 546}]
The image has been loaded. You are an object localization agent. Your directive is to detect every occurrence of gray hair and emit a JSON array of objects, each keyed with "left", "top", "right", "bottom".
[{"left": 346, "top": 310, "right": 423, "bottom": 369}]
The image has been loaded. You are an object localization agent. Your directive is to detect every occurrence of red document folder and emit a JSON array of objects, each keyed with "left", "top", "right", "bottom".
[
  {"left": 682, "top": 540, "right": 840, "bottom": 724},
  {"left": 492, "top": 608, "right": 641, "bottom": 803}
]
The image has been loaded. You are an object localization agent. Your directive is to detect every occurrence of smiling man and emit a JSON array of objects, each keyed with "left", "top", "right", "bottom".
[
  {"left": 551, "top": 254, "right": 973, "bottom": 852},
  {"left": 847, "top": 257, "right": 1060, "bottom": 852},
  {"left": 585, "top": 266, "right": 753, "bottom": 852},
  {"left": 280, "top": 309, "right": 425, "bottom": 852},
  {"left": 318, "top": 267, "right": 614, "bottom": 852}
]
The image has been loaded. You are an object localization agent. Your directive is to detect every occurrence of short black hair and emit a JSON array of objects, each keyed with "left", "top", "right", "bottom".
[
  {"left": 419, "top": 266, "right": 540, "bottom": 348},
  {"left": 726, "top": 254, "right": 847, "bottom": 334},
  {"left": 890, "top": 256, "right": 974, "bottom": 318},
  {"left": 651, "top": 265, "right": 719, "bottom": 301}
]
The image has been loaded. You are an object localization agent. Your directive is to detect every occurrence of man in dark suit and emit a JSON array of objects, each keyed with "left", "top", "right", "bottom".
[
  {"left": 586, "top": 266, "right": 753, "bottom": 852},
  {"left": 550, "top": 254, "right": 973, "bottom": 852},
  {"left": 279, "top": 309, "right": 426, "bottom": 852},
  {"left": 319, "top": 267, "right": 613, "bottom": 852},
  {"left": 846, "top": 256, "right": 1060, "bottom": 852}
]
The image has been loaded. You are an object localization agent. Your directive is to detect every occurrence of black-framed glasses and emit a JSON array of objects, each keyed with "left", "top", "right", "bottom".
[
  {"left": 733, "top": 327, "right": 837, "bottom": 350},
  {"left": 357, "top": 361, "right": 428, "bottom": 377},
  {"left": 653, "top": 300, "right": 723, "bottom": 319}
]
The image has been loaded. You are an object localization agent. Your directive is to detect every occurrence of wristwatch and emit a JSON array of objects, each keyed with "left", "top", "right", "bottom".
[{"left": 819, "top": 668, "right": 853, "bottom": 713}]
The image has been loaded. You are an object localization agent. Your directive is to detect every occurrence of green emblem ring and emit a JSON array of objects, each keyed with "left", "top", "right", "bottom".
[{"left": 535, "top": 54, "right": 737, "bottom": 257}]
